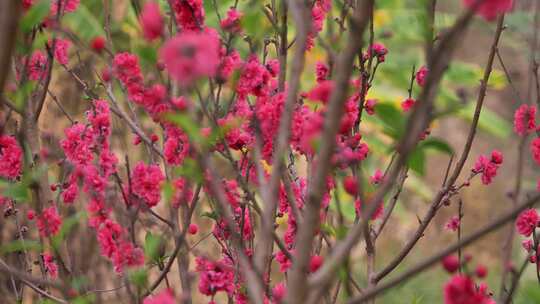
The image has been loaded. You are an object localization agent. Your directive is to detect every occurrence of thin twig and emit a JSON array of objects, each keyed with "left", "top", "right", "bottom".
[
  {"left": 503, "top": 255, "right": 530, "bottom": 304},
  {"left": 375, "top": 14, "right": 505, "bottom": 284},
  {"left": 255, "top": 0, "right": 310, "bottom": 278},
  {"left": 309, "top": 5, "right": 480, "bottom": 291},
  {"left": 20, "top": 278, "right": 68, "bottom": 304},
  {"left": 346, "top": 192, "right": 540, "bottom": 304},
  {"left": 287, "top": 1, "right": 373, "bottom": 302}
]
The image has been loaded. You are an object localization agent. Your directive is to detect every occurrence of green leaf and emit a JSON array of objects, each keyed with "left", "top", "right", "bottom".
[
  {"left": 1, "top": 182, "right": 30, "bottom": 202},
  {"left": 201, "top": 211, "right": 219, "bottom": 221},
  {"left": 408, "top": 147, "right": 425, "bottom": 176},
  {"left": 457, "top": 103, "right": 511, "bottom": 138},
  {"left": 12, "top": 81, "right": 35, "bottom": 109},
  {"left": 0, "top": 240, "right": 42, "bottom": 254},
  {"left": 415, "top": 0, "right": 432, "bottom": 43},
  {"left": 405, "top": 172, "right": 434, "bottom": 201},
  {"left": 409, "top": 138, "right": 453, "bottom": 176},
  {"left": 384, "top": 9, "right": 424, "bottom": 42},
  {"left": 1, "top": 165, "right": 49, "bottom": 203},
  {"left": 329, "top": 188, "right": 356, "bottom": 222},
  {"left": 334, "top": 225, "right": 348, "bottom": 240},
  {"left": 166, "top": 113, "right": 200, "bottom": 142},
  {"left": 445, "top": 63, "right": 506, "bottom": 90},
  {"left": 239, "top": 2, "right": 271, "bottom": 52},
  {"left": 320, "top": 223, "right": 335, "bottom": 237},
  {"left": 419, "top": 138, "right": 454, "bottom": 155},
  {"left": 377, "top": 0, "right": 403, "bottom": 10},
  {"left": 362, "top": 134, "right": 389, "bottom": 155},
  {"left": 203, "top": 0, "right": 234, "bottom": 27},
  {"left": 435, "top": 87, "right": 462, "bottom": 111},
  {"left": 518, "top": 280, "right": 540, "bottom": 303},
  {"left": 51, "top": 212, "right": 85, "bottom": 248},
  {"left": 20, "top": 0, "right": 50, "bottom": 33},
  {"left": 129, "top": 269, "right": 148, "bottom": 288},
  {"left": 445, "top": 62, "right": 481, "bottom": 86},
  {"left": 135, "top": 44, "right": 157, "bottom": 68},
  {"left": 337, "top": 266, "right": 352, "bottom": 298},
  {"left": 410, "top": 294, "right": 424, "bottom": 304},
  {"left": 70, "top": 276, "right": 90, "bottom": 292},
  {"left": 374, "top": 102, "right": 405, "bottom": 139},
  {"left": 487, "top": 69, "right": 507, "bottom": 90},
  {"left": 174, "top": 158, "right": 203, "bottom": 183},
  {"left": 71, "top": 295, "right": 96, "bottom": 304},
  {"left": 144, "top": 232, "right": 163, "bottom": 263},
  {"left": 203, "top": 123, "right": 231, "bottom": 149},
  {"left": 162, "top": 181, "right": 174, "bottom": 204},
  {"left": 63, "top": 3, "right": 106, "bottom": 41}
]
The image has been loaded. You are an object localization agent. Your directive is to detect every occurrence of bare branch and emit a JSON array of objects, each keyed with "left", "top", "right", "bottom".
[
  {"left": 0, "top": 257, "right": 67, "bottom": 291},
  {"left": 255, "top": 0, "right": 311, "bottom": 279},
  {"left": 0, "top": 0, "right": 21, "bottom": 96},
  {"left": 371, "top": 14, "right": 506, "bottom": 284},
  {"left": 308, "top": 4, "right": 479, "bottom": 291},
  {"left": 346, "top": 192, "right": 540, "bottom": 304},
  {"left": 286, "top": 1, "right": 373, "bottom": 302}
]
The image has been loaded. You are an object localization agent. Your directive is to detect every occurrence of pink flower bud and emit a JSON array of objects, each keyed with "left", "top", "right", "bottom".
[
  {"left": 475, "top": 264, "right": 487, "bottom": 278},
  {"left": 442, "top": 255, "right": 459, "bottom": 273},
  {"left": 343, "top": 176, "right": 358, "bottom": 196},
  {"left": 188, "top": 223, "right": 198, "bottom": 235},
  {"left": 90, "top": 36, "right": 106, "bottom": 53},
  {"left": 309, "top": 255, "right": 324, "bottom": 272},
  {"left": 27, "top": 210, "right": 35, "bottom": 221},
  {"left": 140, "top": 1, "right": 163, "bottom": 41}
]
